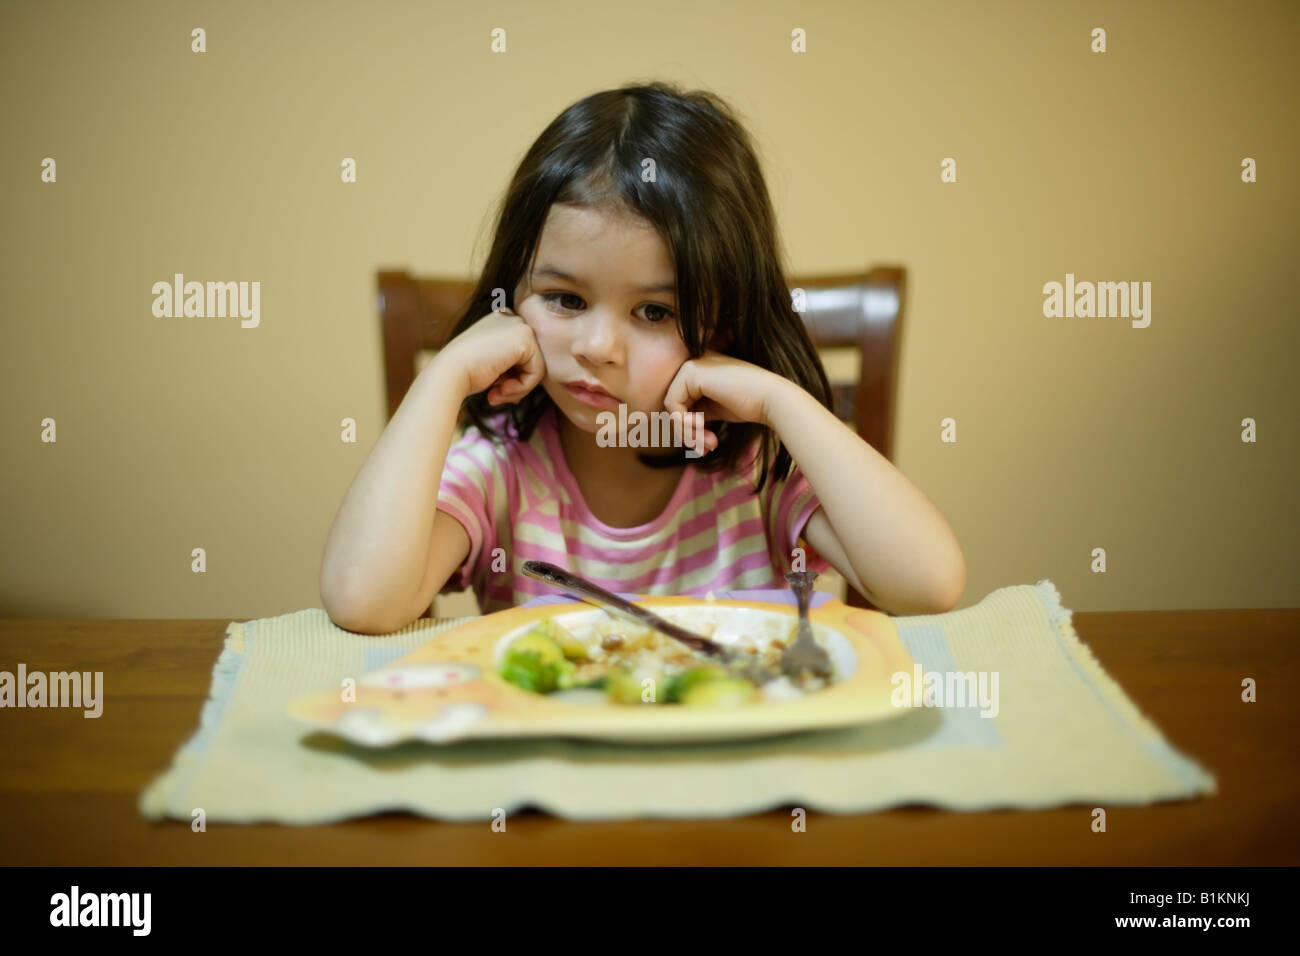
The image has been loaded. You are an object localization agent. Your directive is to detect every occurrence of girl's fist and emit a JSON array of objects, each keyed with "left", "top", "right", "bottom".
[{"left": 439, "top": 308, "right": 548, "bottom": 405}]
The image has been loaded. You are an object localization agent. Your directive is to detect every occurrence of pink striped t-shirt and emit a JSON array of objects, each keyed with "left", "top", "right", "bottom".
[{"left": 435, "top": 403, "right": 831, "bottom": 614}]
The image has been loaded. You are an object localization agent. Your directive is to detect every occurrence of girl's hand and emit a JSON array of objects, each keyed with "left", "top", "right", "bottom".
[
  {"left": 661, "top": 350, "right": 790, "bottom": 449},
  {"left": 435, "top": 308, "right": 548, "bottom": 405}
]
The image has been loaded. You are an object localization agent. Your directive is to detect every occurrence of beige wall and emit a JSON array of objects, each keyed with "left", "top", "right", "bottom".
[{"left": 2, "top": 0, "right": 1296, "bottom": 620}]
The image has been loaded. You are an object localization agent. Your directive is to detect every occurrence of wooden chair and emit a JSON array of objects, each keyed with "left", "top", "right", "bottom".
[{"left": 377, "top": 266, "right": 907, "bottom": 612}]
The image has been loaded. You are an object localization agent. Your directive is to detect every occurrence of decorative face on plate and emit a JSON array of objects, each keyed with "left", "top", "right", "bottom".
[
  {"left": 359, "top": 663, "right": 482, "bottom": 690},
  {"left": 336, "top": 703, "right": 491, "bottom": 746},
  {"left": 325, "top": 662, "right": 519, "bottom": 744},
  {"left": 353, "top": 663, "right": 512, "bottom": 711}
]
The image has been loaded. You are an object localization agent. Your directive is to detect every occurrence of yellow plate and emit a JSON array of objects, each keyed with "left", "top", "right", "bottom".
[{"left": 286, "top": 595, "right": 914, "bottom": 745}]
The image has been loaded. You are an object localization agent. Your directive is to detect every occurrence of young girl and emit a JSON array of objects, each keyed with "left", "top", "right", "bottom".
[{"left": 320, "top": 82, "right": 965, "bottom": 633}]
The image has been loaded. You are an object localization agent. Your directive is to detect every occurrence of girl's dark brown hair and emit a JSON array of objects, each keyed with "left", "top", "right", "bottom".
[{"left": 448, "top": 80, "right": 833, "bottom": 497}]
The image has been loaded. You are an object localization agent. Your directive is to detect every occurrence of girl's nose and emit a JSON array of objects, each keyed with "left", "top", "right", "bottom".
[{"left": 572, "top": 309, "right": 623, "bottom": 365}]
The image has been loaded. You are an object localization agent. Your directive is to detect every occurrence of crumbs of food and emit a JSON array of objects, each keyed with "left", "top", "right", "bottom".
[{"left": 501, "top": 612, "right": 832, "bottom": 705}]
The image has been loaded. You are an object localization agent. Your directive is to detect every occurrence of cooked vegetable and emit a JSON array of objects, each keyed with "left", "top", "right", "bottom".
[
  {"left": 551, "top": 628, "right": 588, "bottom": 661},
  {"left": 662, "top": 666, "right": 730, "bottom": 703},
  {"left": 508, "top": 629, "right": 565, "bottom": 665},
  {"left": 499, "top": 629, "right": 577, "bottom": 693},
  {"left": 604, "top": 667, "right": 646, "bottom": 705},
  {"left": 535, "top": 618, "right": 588, "bottom": 660},
  {"left": 498, "top": 614, "right": 818, "bottom": 706},
  {"left": 680, "top": 678, "right": 758, "bottom": 708}
]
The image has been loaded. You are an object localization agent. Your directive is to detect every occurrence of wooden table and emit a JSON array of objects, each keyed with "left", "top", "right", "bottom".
[{"left": 1, "top": 610, "right": 1296, "bottom": 865}]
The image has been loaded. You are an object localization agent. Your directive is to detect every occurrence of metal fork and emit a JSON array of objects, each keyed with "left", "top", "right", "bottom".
[{"left": 781, "top": 570, "right": 833, "bottom": 681}]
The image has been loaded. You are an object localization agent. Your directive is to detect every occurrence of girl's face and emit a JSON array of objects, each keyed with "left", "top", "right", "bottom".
[{"left": 512, "top": 203, "right": 691, "bottom": 434}]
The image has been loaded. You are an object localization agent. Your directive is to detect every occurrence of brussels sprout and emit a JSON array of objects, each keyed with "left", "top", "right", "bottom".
[
  {"left": 662, "top": 666, "right": 730, "bottom": 703},
  {"left": 552, "top": 657, "right": 578, "bottom": 690},
  {"left": 500, "top": 652, "right": 548, "bottom": 693},
  {"left": 604, "top": 668, "right": 650, "bottom": 705},
  {"left": 507, "top": 630, "right": 565, "bottom": 665},
  {"left": 499, "top": 648, "right": 578, "bottom": 694},
  {"left": 544, "top": 619, "right": 589, "bottom": 660},
  {"left": 679, "top": 678, "right": 758, "bottom": 708}
]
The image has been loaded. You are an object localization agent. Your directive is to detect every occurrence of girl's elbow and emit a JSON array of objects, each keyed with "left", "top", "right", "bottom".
[
  {"left": 933, "top": 551, "right": 966, "bottom": 612},
  {"left": 321, "top": 586, "right": 407, "bottom": 635}
]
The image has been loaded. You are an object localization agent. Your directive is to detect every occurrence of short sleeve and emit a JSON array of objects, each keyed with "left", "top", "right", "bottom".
[
  {"left": 760, "top": 459, "right": 833, "bottom": 576},
  {"left": 435, "top": 426, "right": 506, "bottom": 593}
]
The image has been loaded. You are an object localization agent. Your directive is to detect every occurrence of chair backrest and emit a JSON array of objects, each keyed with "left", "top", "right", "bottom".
[{"left": 377, "top": 266, "right": 907, "bottom": 609}]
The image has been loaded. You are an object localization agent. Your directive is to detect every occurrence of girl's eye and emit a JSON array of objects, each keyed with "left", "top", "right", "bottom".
[
  {"left": 541, "top": 292, "right": 676, "bottom": 325},
  {"left": 543, "top": 292, "right": 585, "bottom": 312},
  {"left": 641, "top": 304, "right": 677, "bottom": 324}
]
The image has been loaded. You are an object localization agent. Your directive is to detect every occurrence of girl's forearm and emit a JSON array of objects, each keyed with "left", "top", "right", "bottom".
[
  {"left": 763, "top": 378, "right": 965, "bottom": 613},
  {"left": 319, "top": 355, "right": 467, "bottom": 628}
]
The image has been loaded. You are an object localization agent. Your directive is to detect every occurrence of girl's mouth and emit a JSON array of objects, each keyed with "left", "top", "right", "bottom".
[{"left": 564, "top": 382, "right": 621, "bottom": 409}]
